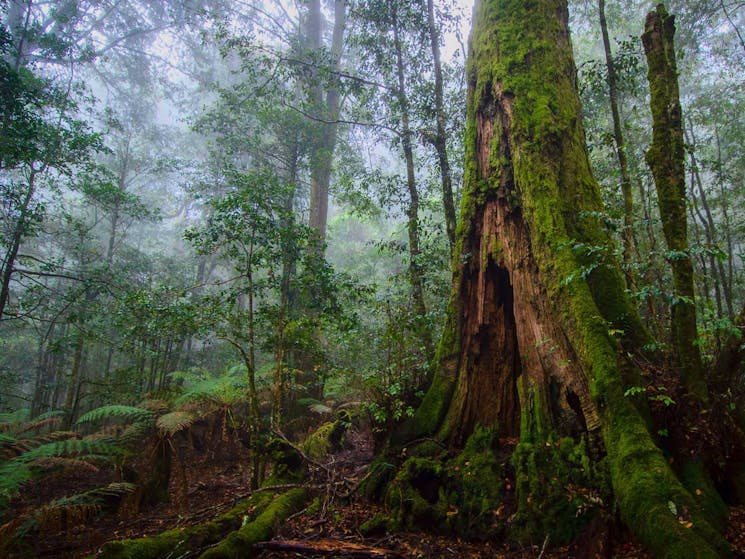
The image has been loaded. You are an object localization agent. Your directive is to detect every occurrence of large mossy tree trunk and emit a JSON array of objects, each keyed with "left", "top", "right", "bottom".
[{"left": 395, "top": 1, "right": 729, "bottom": 557}]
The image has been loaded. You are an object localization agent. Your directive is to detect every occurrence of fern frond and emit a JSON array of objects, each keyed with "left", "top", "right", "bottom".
[
  {"left": 156, "top": 411, "right": 195, "bottom": 437},
  {"left": 17, "top": 416, "right": 63, "bottom": 435},
  {"left": 16, "top": 438, "right": 122, "bottom": 463},
  {"left": 35, "top": 503, "right": 102, "bottom": 532},
  {"left": 138, "top": 399, "right": 170, "bottom": 414},
  {"left": 309, "top": 403, "right": 333, "bottom": 414},
  {"left": 174, "top": 377, "right": 246, "bottom": 409},
  {"left": 76, "top": 405, "right": 154, "bottom": 426},
  {"left": 0, "top": 461, "right": 33, "bottom": 499},
  {"left": 0, "top": 431, "right": 77, "bottom": 459},
  {"left": 33, "top": 457, "right": 100, "bottom": 473},
  {"left": 52, "top": 482, "right": 136, "bottom": 507},
  {"left": 117, "top": 422, "right": 152, "bottom": 446},
  {"left": 33, "top": 410, "right": 66, "bottom": 422},
  {"left": 0, "top": 409, "right": 30, "bottom": 429},
  {"left": 297, "top": 398, "right": 333, "bottom": 415}
]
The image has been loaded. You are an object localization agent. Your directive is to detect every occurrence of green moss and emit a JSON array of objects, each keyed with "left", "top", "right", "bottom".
[
  {"left": 440, "top": 427, "right": 504, "bottom": 537},
  {"left": 302, "top": 422, "right": 334, "bottom": 459},
  {"left": 385, "top": 456, "right": 445, "bottom": 531},
  {"left": 263, "top": 438, "right": 306, "bottom": 486},
  {"left": 358, "top": 455, "right": 397, "bottom": 501},
  {"left": 97, "top": 492, "right": 275, "bottom": 559},
  {"left": 197, "top": 488, "right": 307, "bottom": 559},
  {"left": 512, "top": 435, "right": 609, "bottom": 545},
  {"left": 359, "top": 513, "right": 394, "bottom": 536},
  {"left": 678, "top": 459, "right": 728, "bottom": 532},
  {"left": 384, "top": 429, "right": 506, "bottom": 538}
]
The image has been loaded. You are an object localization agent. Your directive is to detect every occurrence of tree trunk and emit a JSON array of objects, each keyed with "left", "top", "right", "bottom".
[
  {"left": 598, "top": 0, "right": 637, "bottom": 282},
  {"left": 426, "top": 0, "right": 457, "bottom": 255},
  {"left": 399, "top": 1, "right": 728, "bottom": 556},
  {"left": 642, "top": 5, "right": 707, "bottom": 400},
  {"left": 307, "top": 0, "right": 346, "bottom": 249},
  {"left": 392, "top": 5, "right": 433, "bottom": 357}
]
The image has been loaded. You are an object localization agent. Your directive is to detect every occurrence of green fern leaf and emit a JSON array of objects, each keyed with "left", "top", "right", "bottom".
[
  {"left": 76, "top": 405, "right": 154, "bottom": 426},
  {"left": 156, "top": 411, "right": 195, "bottom": 436},
  {"left": 16, "top": 439, "right": 122, "bottom": 463}
]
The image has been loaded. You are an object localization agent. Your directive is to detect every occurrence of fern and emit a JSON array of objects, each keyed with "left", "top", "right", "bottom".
[
  {"left": 0, "top": 409, "right": 30, "bottom": 429},
  {"left": 297, "top": 398, "right": 333, "bottom": 415},
  {"left": 17, "top": 416, "right": 64, "bottom": 436},
  {"left": 15, "top": 439, "right": 122, "bottom": 464},
  {"left": 0, "top": 461, "right": 33, "bottom": 501},
  {"left": 76, "top": 405, "right": 155, "bottom": 426},
  {"left": 33, "top": 457, "right": 100, "bottom": 473},
  {"left": 51, "top": 482, "right": 136, "bottom": 507},
  {"left": 0, "top": 431, "right": 77, "bottom": 460},
  {"left": 174, "top": 377, "right": 245, "bottom": 408},
  {"left": 157, "top": 411, "right": 195, "bottom": 436}
]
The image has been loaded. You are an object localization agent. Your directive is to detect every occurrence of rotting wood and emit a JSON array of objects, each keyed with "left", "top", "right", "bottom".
[{"left": 255, "top": 538, "right": 406, "bottom": 558}]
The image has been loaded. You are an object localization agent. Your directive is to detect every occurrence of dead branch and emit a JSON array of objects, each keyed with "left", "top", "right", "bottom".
[{"left": 255, "top": 538, "right": 405, "bottom": 558}]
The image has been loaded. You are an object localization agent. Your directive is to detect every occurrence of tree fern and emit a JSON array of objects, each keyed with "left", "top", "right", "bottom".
[
  {"left": 75, "top": 405, "right": 154, "bottom": 426},
  {"left": 174, "top": 377, "right": 246, "bottom": 408},
  {"left": 156, "top": 411, "right": 195, "bottom": 437}
]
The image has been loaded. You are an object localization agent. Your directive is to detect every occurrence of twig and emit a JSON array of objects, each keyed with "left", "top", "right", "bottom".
[{"left": 537, "top": 534, "right": 550, "bottom": 559}]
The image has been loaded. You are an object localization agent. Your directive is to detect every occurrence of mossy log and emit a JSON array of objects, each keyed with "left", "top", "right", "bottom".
[
  {"left": 97, "top": 439, "right": 310, "bottom": 559},
  {"left": 96, "top": 491, "right": 276, "bottom": 559},
  {"left": 383, "top": 1, "right": 731, "bottom": 557},
  {"left": 197, "top": 488, "right": 307, "bottom": 559}
]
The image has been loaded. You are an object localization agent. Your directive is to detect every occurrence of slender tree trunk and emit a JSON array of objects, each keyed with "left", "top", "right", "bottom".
[
  {"left": 598, "top": 0, "right": 637, "bottom": 282},
  {"left": 0, "top": 170, "right": 37, "bottom": 321},
  {"left": 392, "top": 5, "right": 433, "bottom": 357},
  {"left": 714, "top": 125, "right": 735, "bottom": 317},
  {"left": 686, "top": 129, "right": 725, "bottom": 322},
  {"left": 687, "top": 121, "right": 732, "bottom": 320},
  {"left": 399, "top": 1, "right": 727, "bottom": 556},
  {"left": 63, "top": 335, "right": 85, "bottom": 429},
  {"left": 426, "top": 0, "right": 457, "bottom": 255},
  {"left": 307, "top": 0, "right": 346, "bottom": 248},
  {"left": 643, "top": 5, "right": 707, "bottom": 400}
]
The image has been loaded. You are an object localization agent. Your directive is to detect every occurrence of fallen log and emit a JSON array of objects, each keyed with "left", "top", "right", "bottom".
[
  {"left": 197, "top": 488, "right": 308, "bottom": 559},
  {"left": 255, "top": 538, "right": 405, "bottom": 558}
]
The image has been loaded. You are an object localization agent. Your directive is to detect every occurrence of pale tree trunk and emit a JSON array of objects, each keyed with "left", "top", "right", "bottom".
[
  {"left": 307, "top": 0, "right": 346, "bottom": 248},
  {"left": 643, "top": 5, "right": 707, "bottom": 400},
  {"left": 426, "top": 0, "right": 457, "bottom": 255},
  {"left": 396, "top": 1, "right": 728, "bottom": 556}
]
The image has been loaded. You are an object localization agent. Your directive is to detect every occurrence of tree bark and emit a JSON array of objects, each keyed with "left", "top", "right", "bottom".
[
  {"left": 642, "top": 5, "right": 707, "bottom": 400},
  {"left": 401, "top": 1, "right": 728, "bottom": 556}
]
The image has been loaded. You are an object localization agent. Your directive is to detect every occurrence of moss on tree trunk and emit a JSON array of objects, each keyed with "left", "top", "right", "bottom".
[
  {"left": 642, "top": 4, "right": 707, "bottom": 401},
  {"left": 395, "top": 1, "right": 730, "bottom": 556}
]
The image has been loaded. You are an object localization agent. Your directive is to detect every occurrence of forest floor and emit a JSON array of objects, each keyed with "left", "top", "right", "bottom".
[{"left": 9, "top": 422, "right": 745, "bottom": 559}]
